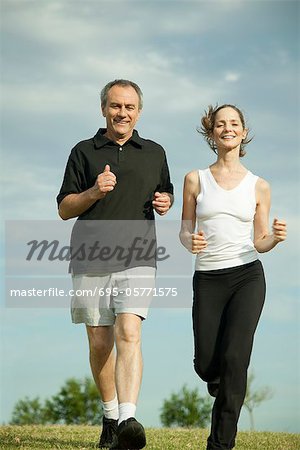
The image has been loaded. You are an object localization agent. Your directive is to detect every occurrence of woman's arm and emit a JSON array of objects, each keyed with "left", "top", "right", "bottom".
[
  {"left": 253, "top": 178, "right": 287, "bottom": 253},
  {"left": 179, "top": 171, "right": 207, "bottom": 253}
]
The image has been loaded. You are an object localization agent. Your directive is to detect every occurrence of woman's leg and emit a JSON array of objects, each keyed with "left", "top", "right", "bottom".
[
  {"left": 192, "top": 271, "right": 230, "bottom": 385},
  {"left": 207, "top": 261, "right": 266, "bottom": 450}
]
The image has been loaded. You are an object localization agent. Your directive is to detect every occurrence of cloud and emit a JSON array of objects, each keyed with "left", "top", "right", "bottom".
[
  {"left": 2, "top": 0, "right": 242, "bottom": 45},
  {"left": 2, "top": 49, "right": 225, "bottom": 116},
  {"left": 2, "top": 154, "right": 62, "bottom": 219},
  {"left": 2, "top": 0, "right": 297, "bottom": 122},
  {"left": 1, "top": 1, "right": 298, "bottom": 228},
  {"left": 225, "top": 72, "right": 241, "bottom": 82},
  {"left": 2, "top": 1, "right": 97, "bottom": 46}
]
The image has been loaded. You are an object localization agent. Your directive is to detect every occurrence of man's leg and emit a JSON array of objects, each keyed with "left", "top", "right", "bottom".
[
  {"left": 109, "top": 313, "right": 146, "bottom": 449},
  {"left": 86, "top": 325, "right": 116, "bottom": 402},
  {"left": 86, "top": 325, "right": 118, "bottom": 448},
  {"left": 114, "top": 313, "right": 143, "bottom": 407},
  {"left": 109, "top": 267, "right": 153, "bottom": 449}
]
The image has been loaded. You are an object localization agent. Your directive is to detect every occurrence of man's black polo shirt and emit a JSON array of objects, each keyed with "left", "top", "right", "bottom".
[
  {"left": 57, "top": 129, "right": 174, "bottom": 274},
  {"left": 57, "top": 128, "right": 173, "bottom": 220}
]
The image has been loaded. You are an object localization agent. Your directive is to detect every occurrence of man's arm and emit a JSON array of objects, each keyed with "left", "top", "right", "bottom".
[
  {"left": 152, "top": 150, "right": 174, "bottom": 216},
  {"left": 58, "top": 164, "right": 117, "bottom": 220},
  {"left": 152, "top": 192, "right": 173, "bottom": 216}
]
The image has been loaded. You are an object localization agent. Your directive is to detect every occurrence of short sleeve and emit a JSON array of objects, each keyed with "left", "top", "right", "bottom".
[
  {"left": 56, "top": 147, "right": 87, "bottom": 206},
  {"left": 158, "top": 151, "right": 174, "bottom": 195}
]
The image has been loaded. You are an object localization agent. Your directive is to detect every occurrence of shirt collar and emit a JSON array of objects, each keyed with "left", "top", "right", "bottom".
[{"left": 93, "top": 128, "right": 143, "bottom": 149}]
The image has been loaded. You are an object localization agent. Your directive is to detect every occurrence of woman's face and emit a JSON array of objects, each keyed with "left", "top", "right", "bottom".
[{"left": 212, "top": 107, "right": 247, "bottom": 152}]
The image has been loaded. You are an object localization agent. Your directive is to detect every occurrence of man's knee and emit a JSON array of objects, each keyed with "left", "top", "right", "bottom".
[
  {"left": 86, "top": 326, "right": 114, "bottom": 355},
  {"left": 115, "top": 314, "right": 141, "bottom": 346}
]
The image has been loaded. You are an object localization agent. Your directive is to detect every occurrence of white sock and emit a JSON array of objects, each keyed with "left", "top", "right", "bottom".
[
  {"left": 118, "top": 402, "right": 136, "bottom": 424},
  {"left": 102, "top": 395, "right": 119, "bottom": 420}
]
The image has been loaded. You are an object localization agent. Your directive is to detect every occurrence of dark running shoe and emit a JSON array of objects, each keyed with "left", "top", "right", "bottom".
[
  {"left": 109, "top": 417, "right": 146, "bottom": 449},
  {"left": 98, "top": 417, "right": 118, "bottom": 448}
]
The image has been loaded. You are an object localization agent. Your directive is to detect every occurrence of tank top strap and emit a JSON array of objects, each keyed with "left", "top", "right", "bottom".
[
  {"left": 250, "top": 171, "right": 259, "bottom": 183},
  {"left": 244, "top": 171, "right": 259, "bottom": 189},
  {"left": 198, "top": 168, "right": 210, "bottom": 186},
  {"left": 238, "top": 171, "right": 259, "bottom": 209},
  {"left": 197, "top": 169, "right": 209, "bottom": 200}
]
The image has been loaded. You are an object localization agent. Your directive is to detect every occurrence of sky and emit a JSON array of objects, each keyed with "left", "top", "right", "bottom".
[{"left": 1, "top": 0, "right": 299, "bottom": 434}]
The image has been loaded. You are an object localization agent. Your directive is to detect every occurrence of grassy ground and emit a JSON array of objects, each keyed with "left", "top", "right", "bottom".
[{"left": 0, "top": 425, "right": 299, "bottom": 450}]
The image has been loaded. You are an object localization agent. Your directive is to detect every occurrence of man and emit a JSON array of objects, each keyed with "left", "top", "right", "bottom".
[{"left": 57, "top": 79, "right": 173, "bottom": 449}]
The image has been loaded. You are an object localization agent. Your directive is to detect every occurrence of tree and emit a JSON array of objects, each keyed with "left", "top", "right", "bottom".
[
  {"left": 243, "top": 371, "right": 273, "bottom": 430},
  {"left": 10, "top": 377, "right": 102, "bottom": 425},
  {"left": 160, "top": 384, "right": 212, "bottom": 428},
  {"left": 11, "top": 397, "right": 46, "bottom": 425},
  {"left": 44, "top": 377, "right": 102, "bottom": 425}
]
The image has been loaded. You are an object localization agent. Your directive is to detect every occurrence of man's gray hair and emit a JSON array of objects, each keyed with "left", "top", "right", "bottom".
[{"left": 100, "top": 79, "right": 143, "bottom": 110}]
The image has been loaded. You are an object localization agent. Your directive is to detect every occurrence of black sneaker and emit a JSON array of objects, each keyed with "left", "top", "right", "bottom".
[
  {"left": 98, "top": 417, "right": 118, "bottom": 448},
  {"left": 109, "top": 417, "right": 146, "bottom": 449}
]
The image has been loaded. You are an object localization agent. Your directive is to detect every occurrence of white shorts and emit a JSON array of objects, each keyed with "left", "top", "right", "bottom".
[{"left": 71, "top": 266, "right": 156, "bottom": 326}]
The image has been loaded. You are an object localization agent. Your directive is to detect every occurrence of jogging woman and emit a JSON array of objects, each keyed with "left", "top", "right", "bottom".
[{"left": 180, "top": 104, "right": 287, "bottom": 450}]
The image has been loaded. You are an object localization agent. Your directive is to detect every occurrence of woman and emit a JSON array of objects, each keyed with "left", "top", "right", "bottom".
[{"left": 179, "top": 104, "right": 287, "bottom": 450}]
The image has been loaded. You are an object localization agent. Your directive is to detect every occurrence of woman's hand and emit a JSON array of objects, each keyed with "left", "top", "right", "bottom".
[
  {"left": 191, "top": 230, "right": 208, "bottom": 253},
  {"left": 272, "top": 218, "right": 287, "bottom": 243}
]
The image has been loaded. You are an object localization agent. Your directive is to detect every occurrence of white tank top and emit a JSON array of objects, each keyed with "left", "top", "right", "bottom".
[{"left": 195, "top": 168, "right": 258, "bottom": 271}]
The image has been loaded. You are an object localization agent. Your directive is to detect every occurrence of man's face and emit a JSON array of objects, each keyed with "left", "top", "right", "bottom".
[{"left": 102, "top": 85, "right": 141, "bottom": 142}]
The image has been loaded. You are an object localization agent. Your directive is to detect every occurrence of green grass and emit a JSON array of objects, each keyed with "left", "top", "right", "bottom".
[{"left": 0, "top": 425, "right": 299, "bottom": 450}]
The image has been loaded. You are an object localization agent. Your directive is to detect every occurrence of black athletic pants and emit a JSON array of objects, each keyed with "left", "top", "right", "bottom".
[{"left": 192, "top": 260, "right": 266, "bottom": 450}]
